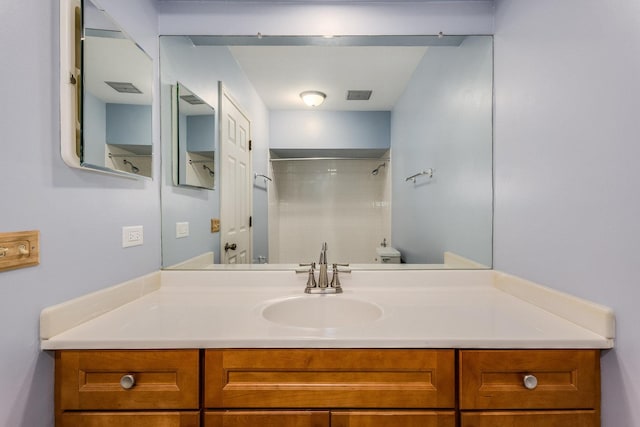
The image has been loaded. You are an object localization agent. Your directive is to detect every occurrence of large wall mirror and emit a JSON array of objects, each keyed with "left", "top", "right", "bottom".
[
  {"left": 60, "top": 0, "right": 153, "bottom": 178},
  {"left": 160, "top": 35, "right": 493, "bottom": 270}
]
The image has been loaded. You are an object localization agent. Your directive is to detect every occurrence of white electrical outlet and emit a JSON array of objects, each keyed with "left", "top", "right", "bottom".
[
  {"left": 176, "top": 222, "right": 189, "bottom": 238},
  {"left": 122, "top": 226, "right": 143, "bottom": 248}
]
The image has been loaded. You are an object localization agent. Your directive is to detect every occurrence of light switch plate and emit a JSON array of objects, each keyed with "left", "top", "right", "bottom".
[
  {"left": 122, "top": 226, "right": 143, "bottom": 248},
  {"left": 176, "top": 222, "right": 189, "bottom": 238},
  {"left": 211, "top": 218, "right": 220, "bottom": 233},
  {"left": 0, "top": 230, "right": 40, "bottom": 272}
]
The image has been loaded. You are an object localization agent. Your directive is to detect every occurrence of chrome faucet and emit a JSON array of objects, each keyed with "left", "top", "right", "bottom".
[
  {"left": 318, "top": 242, "right": 329, "bottom": 289},
  {"left": 297, "top": 243, "right": 349, "bottom": 294}
]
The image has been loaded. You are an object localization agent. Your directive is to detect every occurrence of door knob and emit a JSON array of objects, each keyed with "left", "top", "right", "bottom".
[{"left": 224, "top": 242, "right": 237, "bottom": 252}]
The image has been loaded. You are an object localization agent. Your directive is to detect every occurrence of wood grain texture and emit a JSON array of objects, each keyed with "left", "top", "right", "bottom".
[
  {"left": 0, "top": 230, "right": 39, "bottom": 272},
  {"left": 61, "top": 412, "right": 200, "bottom": 427},
  {"left": 60, "top": 411, "right": 199, "bottom": 427},
  {"left": 204, "top": 349, "right": 455, "bottom": 409},
  {"left": 56, "top": 350, "right": 199, "bottom": 410},
  {"left": 461, "top": 410, "right": 598, "bottom": 427},
  {"left": 204, "top": 410, "right": 329, "bottom": 427},
  {"left": 459, "top": 350, "right": 599, "bottom": 410},
  {"left": 332, "top": 410, "right": 456, "bottom": 427}
]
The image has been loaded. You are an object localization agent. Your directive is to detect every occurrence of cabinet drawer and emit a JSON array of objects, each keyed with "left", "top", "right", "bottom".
[
  {"left": 56, "top": 350, "right": 199, "bottom": 410},
  {"left": 204, "top": 349, "right": 455, "bottom": 409},
  {"left": 205, "top": 410, "right": 329, "bottom": 427},
  {"left": 461, "top": 410, "right": 598, "bottom": 427},
  {"left": 61, "top": 411, "right": 200, "bottom": 427},
  {"left": 459, "top": 350, "right": 599, "bottom": 410},
  {"left": 332, "top": 410, "right": 456, "bottom": 427}
]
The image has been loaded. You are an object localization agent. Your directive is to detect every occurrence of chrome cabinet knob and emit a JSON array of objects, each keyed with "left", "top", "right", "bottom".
[
  {"left": 120, "top": 374, "right": 136, "bottom": 390},
  {"left": 523, "top": 374, "right": 538, "bottom": 390}
]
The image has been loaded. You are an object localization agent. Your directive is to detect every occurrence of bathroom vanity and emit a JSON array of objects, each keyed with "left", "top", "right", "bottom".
[{"left": 42, "top": 270, "right": 614, "bottom": 427}]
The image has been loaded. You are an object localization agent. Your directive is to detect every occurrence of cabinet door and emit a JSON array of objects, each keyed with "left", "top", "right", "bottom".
[
  {"left": 459, "top": 350, "right": 599, "bottom": 410},
  {"left": 205, "top": 411, "right": 329, "bottom": 427},
  {"left": 461, "top": 410, "right": 599, "bottom": 427},
  {"left": 205, "top": 349, "right": 455, "bottom": 409},
  {"left": 61, "top": 411, "right": 199, "bottom": 427},
  {"left": 332, "top": 410, "right": 456, "bottom": 427},
  {"left": 56, "top": 350, "right": 200, "bottom": 410}
]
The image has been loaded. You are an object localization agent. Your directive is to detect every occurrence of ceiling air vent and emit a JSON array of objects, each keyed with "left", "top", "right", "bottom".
[
  {"left": 346, "top": 90, "right": 372, "bottom": 101},
  {"left": 180, "top": 95, "right": 206, "bottom": 105},
  {"left": 105, "top": 81, "right": 142, "bottom": 94}
]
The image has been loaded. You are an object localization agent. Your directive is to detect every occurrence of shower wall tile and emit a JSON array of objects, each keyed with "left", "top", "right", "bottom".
[{"left": 270, "top": 159, "right": 391, "bottom": 263}]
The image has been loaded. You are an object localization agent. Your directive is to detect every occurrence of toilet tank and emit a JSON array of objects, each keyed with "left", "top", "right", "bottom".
[{"left": 375, "top": 247, "right": 401, "bottom": 264}]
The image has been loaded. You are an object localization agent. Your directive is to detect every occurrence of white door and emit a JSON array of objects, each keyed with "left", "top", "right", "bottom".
[{"left": 219, "top": 84, "right": 252, "bottom": 264}]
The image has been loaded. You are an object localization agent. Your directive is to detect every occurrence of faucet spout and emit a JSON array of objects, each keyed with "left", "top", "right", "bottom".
[{"left": 318, "top": 242, "right": 329, "bottom": 288}]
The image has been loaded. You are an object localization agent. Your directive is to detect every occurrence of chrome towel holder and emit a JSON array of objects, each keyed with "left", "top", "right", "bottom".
[
  {"left": 405, "top": 169, "right": 434, "bottom": 183},
  {"left": 254, "top": 172, "right": 272, "bottom": 182}
]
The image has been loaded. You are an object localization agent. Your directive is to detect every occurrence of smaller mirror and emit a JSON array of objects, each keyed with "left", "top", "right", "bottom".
[
  {"left": 60, "top": 0, "right": 153, "bottom": 178},
  {"left": 82, "top": 0, "right": 153, "bottom": 178},
  {"left": 173, "top": 83, "right": 216, "bottom": 189}
]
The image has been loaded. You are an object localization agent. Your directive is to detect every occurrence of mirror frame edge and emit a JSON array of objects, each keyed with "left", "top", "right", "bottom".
[{"left": 60, "top": 0, "right": 82, "bottom": 170}]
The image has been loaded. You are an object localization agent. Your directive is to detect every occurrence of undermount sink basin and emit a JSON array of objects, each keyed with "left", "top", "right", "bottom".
[{"left": 262, "top": 296, "right": 383, "bottom": 328}]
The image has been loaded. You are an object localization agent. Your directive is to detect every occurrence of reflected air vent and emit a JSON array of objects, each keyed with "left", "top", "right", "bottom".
[
  {"left": 346, "top": 90, "right": 372, "bottom": 101},
  {"left": 180, "top": 95, "right": 206, "bottom": 105},
  {"left": 105, "top": 81, "right": 142, "bottom": 94}
]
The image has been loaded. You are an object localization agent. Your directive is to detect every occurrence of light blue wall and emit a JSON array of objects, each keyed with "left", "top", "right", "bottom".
[
  {"left": 106, "top": 103, "right": 152, "bottom": 146},
  {"left": 391, "top": 37, "right": 493, "bottom": 265},
  {"left": 0, "top": 0, "right": 159, "bottom": 426},
  {"left": 187, "top": 115, "right": 215, "bottom": 152},
  {"left": 160, "top": 38, "right": 270, "bottom": 266},
  {"left": 494, "top": 0, "right": 640, "bottom": 425},
  {"left": 270, "top": 110, "right": 390, "bottom": 150},
  {"left": 83, "top": 91, "right": 106, "bottom": 165}
]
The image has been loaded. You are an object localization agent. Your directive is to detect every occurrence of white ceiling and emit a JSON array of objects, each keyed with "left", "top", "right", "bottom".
[
  {"left": 228, "top": 45, "right": 428, "bottom": 111},
  {"left": 85, "top": 36, "right": 153, "bottom": 104}
]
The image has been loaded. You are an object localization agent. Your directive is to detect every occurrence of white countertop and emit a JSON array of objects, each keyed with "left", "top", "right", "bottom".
[{"left": 40, "top": 270, "right": 615, "bottom": 350}]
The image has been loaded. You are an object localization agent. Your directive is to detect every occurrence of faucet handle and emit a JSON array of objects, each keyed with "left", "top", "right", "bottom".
[
  {"left": 333, "top": 263, "right": 351, "bottom": 273},
  {"left": 297, "top": 263, "right": 317, "bottom": 291},
  {"left": 330, "top": 263, "right": 350, "bottom": 292}
]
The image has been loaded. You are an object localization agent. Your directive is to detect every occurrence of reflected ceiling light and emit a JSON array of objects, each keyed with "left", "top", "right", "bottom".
[{"left": 300, "top": 90, "right": 326, "bottom": 107}]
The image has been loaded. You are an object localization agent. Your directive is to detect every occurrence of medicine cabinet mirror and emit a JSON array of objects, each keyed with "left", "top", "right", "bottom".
[
  {"left": 160, "top": 35, "right": 493, "bottom": 270},
  {"left": 173, "top": 83, "right": 216, "bottom": 189},
  {"left": 60, "top": 0, "right": 153, "bottom": 178}
]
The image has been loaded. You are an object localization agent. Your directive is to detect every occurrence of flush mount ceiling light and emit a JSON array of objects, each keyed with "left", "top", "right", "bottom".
[{"left": 300, "top": 90, "right": 326, "bottom": 107}]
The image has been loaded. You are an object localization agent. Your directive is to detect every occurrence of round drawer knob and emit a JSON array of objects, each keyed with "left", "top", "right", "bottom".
[
  {"left": 523, "top": 374, "right": 538, "bottom": 390},
  {"left": 120, "top": 374, "right": 136, "bottom": 390}
]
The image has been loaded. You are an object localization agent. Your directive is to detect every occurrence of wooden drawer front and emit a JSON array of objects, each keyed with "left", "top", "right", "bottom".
[
  {"left": 205, "top": 410, "right": 329, "bottom": 427},
  {"left": 204, "top": 349, "right": 455, "bottom": 409},
  {"left": 459, "top": 350, "right": 599, "bottom": 410},
  {"left": 461, "top": 410, "right": 599, "bottom": 427},
  {"left": 332, "top": 410, "right": 456, "bottom": 427},
  {"left": 57, "top": 350, "right": 199, "bottom": 410},
  {"left": 61, "top": 411, "right": 200, "bottom": 427}
]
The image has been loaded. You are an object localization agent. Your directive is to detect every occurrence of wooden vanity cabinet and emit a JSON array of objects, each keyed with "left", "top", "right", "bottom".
[
  {"left": 54, "top": 348, "right": 600, "bottom": 427},
  {"left": 459, "top": 350, "right": 600, "bottom": 427}
]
